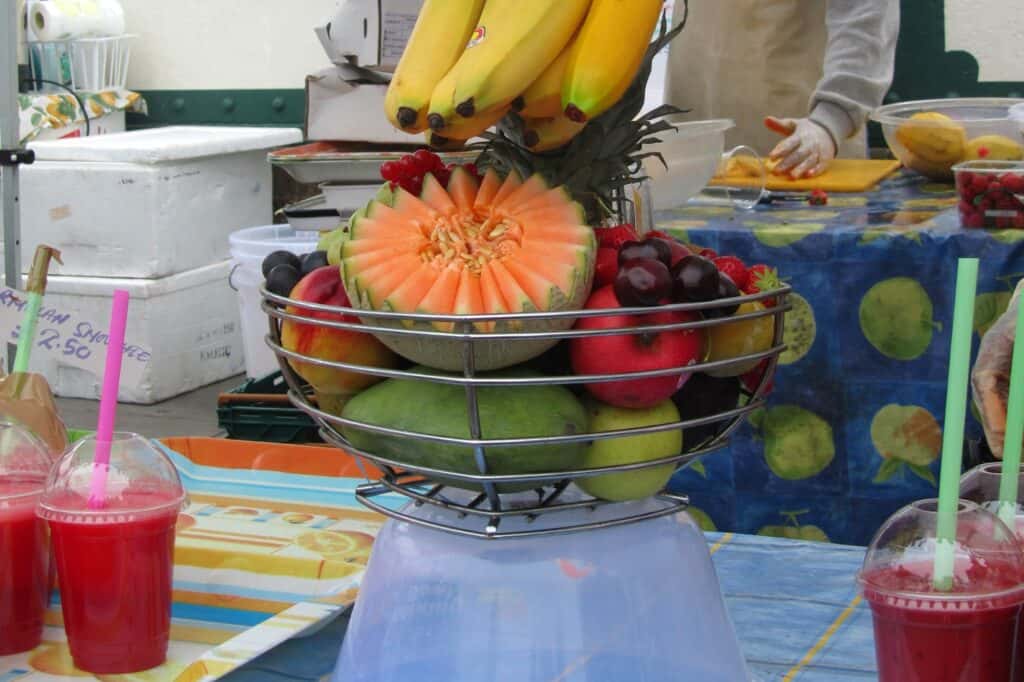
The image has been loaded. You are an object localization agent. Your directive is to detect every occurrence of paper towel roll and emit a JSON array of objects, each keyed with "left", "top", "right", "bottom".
[{"left": 31, "top": 0, "right": 124, "bottom": 41}]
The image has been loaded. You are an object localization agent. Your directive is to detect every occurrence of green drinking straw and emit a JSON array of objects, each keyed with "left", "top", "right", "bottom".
[
  {"left": 934, "top": 257, "right": 979, "bottom": 591},
  {"left": 12, "top": 247, "right": 61, "bottom": 374},
  {"left": 997, "top": 289, "right": 1024, "bottom": 528}
]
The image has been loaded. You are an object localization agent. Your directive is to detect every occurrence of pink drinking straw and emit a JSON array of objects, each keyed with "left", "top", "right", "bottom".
[{"left": 87, "top": 289, "right": 130, "bottom": 510}]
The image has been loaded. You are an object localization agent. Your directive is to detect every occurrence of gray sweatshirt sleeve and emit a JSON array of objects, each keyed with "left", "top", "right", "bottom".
[{"left": 809, "top": 0, "right": 900, "bottom": 146}]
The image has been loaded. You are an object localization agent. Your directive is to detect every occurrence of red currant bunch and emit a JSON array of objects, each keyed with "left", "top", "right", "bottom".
[{"left": 380, "top": 150, "right": 483, "bottom": 195}]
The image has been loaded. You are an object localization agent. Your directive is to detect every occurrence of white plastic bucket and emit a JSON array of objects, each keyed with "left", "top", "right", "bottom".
[{"left": 229, "top": 224, "right": 320, "bottom": 379}]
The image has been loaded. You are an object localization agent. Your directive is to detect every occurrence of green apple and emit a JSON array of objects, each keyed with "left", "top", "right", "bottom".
[{"left": 577, "top": 399, "right": 682, "bottom": 502}]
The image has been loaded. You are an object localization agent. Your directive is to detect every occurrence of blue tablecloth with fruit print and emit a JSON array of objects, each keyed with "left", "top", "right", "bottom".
[{"left": 657, "top": 169, "right": 1024, "bottom": 547}]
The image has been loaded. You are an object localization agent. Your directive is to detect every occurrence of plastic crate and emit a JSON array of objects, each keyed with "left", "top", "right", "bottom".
[{"left": 217, "top": 372, "right": 322, "bottom": 444}]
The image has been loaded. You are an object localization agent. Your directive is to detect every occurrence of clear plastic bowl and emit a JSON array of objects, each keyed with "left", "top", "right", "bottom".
[
  {"left": 334, "top": 494, "right": 750, "bottom": 682},
  {"left": 952, "top": 160, "right": 1024, "bottom": 229},
  {"left": 871, "top": 98, "right": 1024, "bottom": 181},
  {"left": 642, "top": 118, "right": 734, "bottom": 210}
]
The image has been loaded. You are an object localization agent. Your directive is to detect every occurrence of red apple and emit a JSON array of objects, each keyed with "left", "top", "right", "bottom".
[
  {"left": 569, "top": 285, "right": 705, "bottom": 408},
  {"left": 281, "top": 266, "right": 400, "bottom": 414}
]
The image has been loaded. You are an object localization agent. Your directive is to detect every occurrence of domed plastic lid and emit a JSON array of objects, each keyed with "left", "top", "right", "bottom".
[
  {"left": 858, "top": 499, "right": 1024, "bottom": 608},
  {"left": 38, "top": 432, "right": 186, "bottom": 522},
  {"left": 961, "top": 462, "right": 1024, "bottom": 513},
  {"left": 0, "top": 421, "right": 54, "bottom": 504}
]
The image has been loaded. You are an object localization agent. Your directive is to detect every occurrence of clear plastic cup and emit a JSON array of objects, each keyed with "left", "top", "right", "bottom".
[
  {"left": 38, "top": 433, "right": 186, "bottom": 674},
  {"left": 0, "top": 423, "right": 54, "bottom": 655},
  {"left": 696, "top": 146, "right": 768, "bottom": 210},
  {"left": 858, "top": 498, "right": 1024, "bottom": 682},
  {"left": 961, "top": 463, "right": 1024, "bottom": 534},
  {"left": 961, "top": 462, "right": 1024, "bottom": 681}
]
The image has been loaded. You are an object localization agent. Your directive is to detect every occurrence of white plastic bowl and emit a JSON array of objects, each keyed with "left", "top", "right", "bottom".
[
  {"left": 642, "top": 118, "right": 734, "bottom": 210},
  {"left": 871, "top": 97, "right": 1024, "bottom": 181}
]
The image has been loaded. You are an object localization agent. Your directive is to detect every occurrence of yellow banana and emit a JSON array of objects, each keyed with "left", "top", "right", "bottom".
[
  {"left": 427, "top": 0, "right": 590, "bottom": 132},
  {"left": 384, "top": 0, "right": 485, "bottom": 133},
  {"left": 425, "top": 132, "right": 468, "bottom": 152},
  {"left": 516, "top": 34, "right": 577, "bottom": 119},
  {"left": 440, "top": 105, "right": 510, "bottom": 140},
  {"left": 522, "top": 116, "right": 586, "bottom": 152},
  {"left": 562, "top": 0, "right": 664, "bottom": 123}
]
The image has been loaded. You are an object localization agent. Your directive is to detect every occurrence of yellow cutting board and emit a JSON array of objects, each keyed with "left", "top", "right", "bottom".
[{"left": 711, "top": 158, "right": 902, "bottom": 192}]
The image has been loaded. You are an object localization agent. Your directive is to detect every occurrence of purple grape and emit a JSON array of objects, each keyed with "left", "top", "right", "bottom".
[{"left": 262, "top": 250, "right": 301, "bottom": 278}]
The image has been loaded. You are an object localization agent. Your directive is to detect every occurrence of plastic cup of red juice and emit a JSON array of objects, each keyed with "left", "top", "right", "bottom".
[
  {"left": 961, "top": 462, "right": 1024, "bottom": 681},
  {"left": 38, "top": 433, "right": 186, "bottom": 674},
  {"left": 0, "top": 423, "right": 55, "bottom": 655},
  {"left": 858, "top": 498, "right": 1024, "bottom": 682}
]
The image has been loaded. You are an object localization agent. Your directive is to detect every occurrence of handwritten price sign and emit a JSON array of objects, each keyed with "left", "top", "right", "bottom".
[{"left": 0, "top": 288, "right": 151, "bottom": 387}]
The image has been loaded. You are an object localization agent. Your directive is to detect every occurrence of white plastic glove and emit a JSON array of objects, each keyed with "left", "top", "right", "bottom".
[{"left": 766, "top": 117, "right": 837, "bottom": 179}]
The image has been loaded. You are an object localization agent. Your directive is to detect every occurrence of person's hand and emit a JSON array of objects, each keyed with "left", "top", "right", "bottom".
[
  {"left": 766, "top": 116, "right": 837, "bottom": 179},
  {"left": 973, "top": 279, "right": 1024, "bottom": 459}
]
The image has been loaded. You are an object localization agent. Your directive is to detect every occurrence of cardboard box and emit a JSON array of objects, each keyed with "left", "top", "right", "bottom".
[
  {"left": 314, "top": 0, "right": 423, "bottom": 70},
  {"left": 305, "top": 67, "right": 421, "bottom": 145}
]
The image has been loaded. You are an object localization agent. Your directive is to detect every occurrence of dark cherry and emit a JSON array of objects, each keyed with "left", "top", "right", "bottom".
[
  {"left": 614, "top": 258, "right": 673, "bottom": 307},
  {"left": 702, "top": 273, "right": 741, "bottom": 319},
  {"left": 671, "top": 255, "right": 720, "bottom": 302},
  {"left": 618, "top": 239, "right": 673, "bottom": 268}
]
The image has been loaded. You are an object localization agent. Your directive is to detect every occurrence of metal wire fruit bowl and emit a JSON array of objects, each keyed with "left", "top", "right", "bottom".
[{"left": 262, "top": 285, "right": 791, "bottom": 538}]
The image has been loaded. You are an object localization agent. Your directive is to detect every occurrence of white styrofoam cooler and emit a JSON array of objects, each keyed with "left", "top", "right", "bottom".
[
  {"left": 18, "top": 126, "right": 302, "bottom": 279},
  {"left": 17, "top": 260, "right": 244, "bottom": 404}
]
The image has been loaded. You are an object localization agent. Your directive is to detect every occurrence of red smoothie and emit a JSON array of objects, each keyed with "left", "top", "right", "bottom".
[
  {"left": 0, "top": 480, "right": 49, "bottom": 655},
  {"left": 862, "top": 560, "right": 1024, "bottom": 682},
  {"left": 46, "top": 487, "right": 179, "bottom": 674}
]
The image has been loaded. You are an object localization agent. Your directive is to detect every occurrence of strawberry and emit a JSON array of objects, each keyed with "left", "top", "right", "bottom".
[
  {"left": 713, "top": 256, "right": 749, "bottom": 290},
  {"left": 745, "top": 264, "right": 782, "bottom": 307},
  {"left": 593, "top": 247, "right": 620, "bottom": 287},
  {"left": 740, "top": 358, "right": 774, "bottom": 396},
  {"left": 595, "top": 223, "right": 639, "bottom": 249},
  {"left": 809, "top": 189, "right": 829, "bottom": 206},
  {"left": 698, "top": 247, "right": 718, "bottom": 260}
]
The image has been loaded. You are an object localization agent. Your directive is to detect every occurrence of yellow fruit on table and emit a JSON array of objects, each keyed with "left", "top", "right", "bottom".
[
  {"left": 894, "top": 112, "right": 966, "bottom": 179},
  {"left": 704, "top": 301, "right": 775, "bottom": 378},
  {"left": 964, "top": 134, "right": 1024, "bottom": 161}
]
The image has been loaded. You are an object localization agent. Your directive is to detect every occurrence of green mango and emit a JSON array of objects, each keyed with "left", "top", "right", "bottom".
[{"left": 341, "top": 367, "right": 589, "bottom": 491}]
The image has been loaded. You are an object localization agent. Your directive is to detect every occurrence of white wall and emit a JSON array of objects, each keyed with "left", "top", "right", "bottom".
[
  {"left": 118, "top": 0, "right": 1021, "bottom": 92},
  {"left": 945, "top": 0, "right": 1024, "bottom": 84},
  {"left": 121, "top": 0, "right": 339, "bottom": 90}
]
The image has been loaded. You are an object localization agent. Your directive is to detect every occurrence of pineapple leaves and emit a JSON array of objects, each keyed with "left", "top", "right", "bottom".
[{"left": 477, "top": 8, "right": 691, "bottom": 223}]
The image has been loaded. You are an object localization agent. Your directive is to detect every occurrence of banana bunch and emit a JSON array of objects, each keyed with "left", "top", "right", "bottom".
[{"left": 384, "top": 0, "right": 666, "bottom": 151}]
